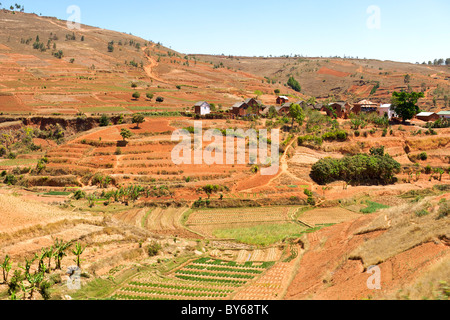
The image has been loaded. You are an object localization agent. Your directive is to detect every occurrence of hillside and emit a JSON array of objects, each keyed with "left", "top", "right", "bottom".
[
  {"left": 192, "top": 54, "right": 450, "bottom": 111},
  {"left": 0, "top": 10, "right": 300, "bottom": 116}
]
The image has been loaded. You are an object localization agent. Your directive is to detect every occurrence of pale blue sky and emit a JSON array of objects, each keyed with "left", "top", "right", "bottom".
[{"left": 5, "top": 0, "right": 450, "bottom": 63}]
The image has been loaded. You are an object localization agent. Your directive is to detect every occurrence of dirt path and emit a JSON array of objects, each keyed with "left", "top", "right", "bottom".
[
  {"left": 141, "top": 46, "right": 171, "bottom": 85},
  {"left": 238, "top": 137, "right": 298, "bottom": 192}
]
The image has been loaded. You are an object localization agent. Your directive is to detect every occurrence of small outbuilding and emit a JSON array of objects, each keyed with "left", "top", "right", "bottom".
[
  {"left": 194, "top": 101, "right": 211, "bottom": 116},
  {"left": 276, "top": 96, "right": 289, "bottom": 105}
]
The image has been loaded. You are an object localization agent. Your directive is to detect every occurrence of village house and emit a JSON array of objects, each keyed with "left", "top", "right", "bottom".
[
  {"left": 276, "top": 102, "right": 292, "bottom": 115},
  {"left": 355, "top": 99, "right": 378, "bottom": 113},
  {"left": 437, "top": 111, "right": 450, "bottom": 119},
  {"left": 276, "top": 96, "right": 289, "bottom": 105},
  {"left": 322, "top": 102, "right": 353, "bottom": 118},
  {"left": 231, "top": 98, "right": 262, "bottom": 116},
  {"left": 378, "top": 104, "right": 397, "bottom": 119},
  {"left": 194, "top": 101, "right": 211, "bottom": 116},
  {"left": 416, "top": 112, "right": 440, "bottom": 122}
]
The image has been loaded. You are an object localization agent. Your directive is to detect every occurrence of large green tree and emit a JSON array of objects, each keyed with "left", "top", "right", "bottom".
[
  {"left": 391, "top": 91, "right": 424, "bottom": 123},
  {"left": 289, "top": 103, "right": 305, "bottom": 127}
]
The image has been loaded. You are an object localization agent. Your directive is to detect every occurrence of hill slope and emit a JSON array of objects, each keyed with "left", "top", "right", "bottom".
[
  {"left": 0, "top": 10, "right": 298, "bottom": 115},
  {"left": 191, "top": 54, "right": 450, "bottom": 110}
]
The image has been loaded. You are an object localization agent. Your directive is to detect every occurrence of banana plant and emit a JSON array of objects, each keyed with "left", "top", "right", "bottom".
[
  {"left": 36, "top": 249, "right": 47, "bottom": 274},
  {"left": 1, "top": 255, "right": 12, "bottom": 283},
  {"left": 46, "top": 246, "right": 55, "bottom": 273},
  {"left": 72, "top": 242, "right": 86, "bottom": 268},
  {"left": 54, "top": 238, "right": 73, "bottom": 270},
  {"left": 26, "top": 272, "right": 43, "bottom": 300}
]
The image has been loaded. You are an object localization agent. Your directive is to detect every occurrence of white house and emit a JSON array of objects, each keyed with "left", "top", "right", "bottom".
[
  {"left": 437, "top": 111, "right": 450, "bottom": 119},
  {"left": 194, "top": 101, "right": 211, "bottom": 116},
  {"left": 378, "top": 104, "right": 396, "bottom": 119}
]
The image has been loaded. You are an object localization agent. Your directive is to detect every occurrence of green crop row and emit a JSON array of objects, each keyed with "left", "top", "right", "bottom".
[
  {"left": 185, "top": 265, "right": 263, "bottom": 274},
  {"left": 175, "top": 269, "right": 255, "bottom": 280},
  {"left": 129, "top": 281, "right": 233, "bottom": 293},
  {"left": 175, "top": 275, "right": 246, "bottom": 285},
  {"left": 121, "top": 286, "right": 227, "bottom": 298}
]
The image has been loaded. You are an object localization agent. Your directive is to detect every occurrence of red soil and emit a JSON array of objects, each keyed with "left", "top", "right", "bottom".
[{"left": 317, "top": 67, "right": 351, "bottom": 78}]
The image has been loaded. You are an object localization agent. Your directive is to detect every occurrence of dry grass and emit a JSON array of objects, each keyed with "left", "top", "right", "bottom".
[{"left": 351, "top": 197, "right": 450, "bottom": 268}]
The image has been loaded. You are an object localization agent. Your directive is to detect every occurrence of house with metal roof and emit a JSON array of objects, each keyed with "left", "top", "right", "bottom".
[
  {"left": 416, "top": 112, "right": 439, "bottom": 122},
  {"left": 194, "top": 101, "right": 211, "bottom": 116},
  {"left": 437, "top": 111, "right": 450, "bottom": 119}
]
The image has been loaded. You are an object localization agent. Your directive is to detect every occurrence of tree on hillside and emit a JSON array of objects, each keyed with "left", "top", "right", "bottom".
[
  {"left": 446, "top": 58, "right": 450, "bottom": 66},
  {"left": 99, "top": 114, "right": 110, "bottom": 127},
  {"left": 132, "top": 92, "right": 141, "bottom": 100},
  {"left": 132, "top": 113, "right": 145, "bottom": 129},
  {"left": 120, "top": 128, "right": 132, "bottom": 142},
  {"left": 289, "top": 103, "right": 305, "bottom": 127},
  {"left": 287, "top": 76, "right": 301, "bottom": 92},
  {"left": 107, "top": 41, "right": 114, "bottom": 53},
  {"left": 146, "top": 93, "right": 154, "bottom": 101},
  {"left": 274, "top": 89, "right": 280, "bottom": 95},
  {"left": 390, "top": 91, "right": 424, "bottom": 124},
  {"left": 404, "top": 74, "right": 411, "bottom": 84}
]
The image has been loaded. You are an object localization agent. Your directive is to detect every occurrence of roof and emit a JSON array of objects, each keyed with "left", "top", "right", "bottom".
[
  {"left": 356, "top": 99, "right": 377, "bottom": 106},
  {"left": 278, "top": 96, "right": 289, "bottom": 100},
  {"left": 416, "top": 112, "right": 436, "bottom": 117},
  {"left": 194, "top": 101, "right": 209, "bottom": 107},
  {"left": 281, "top": 102, "right": 292, "bottom": 108},
  {"left": 243, "top": 98, "right": 262, "bottom": 105},
  {"left": 437, "top": 111, "right": 450, "bottom": 115},
  {"left": 379, "top": 104, "right": 391, "bottom": 109},
  {"left": 232, "top": 102, "right": 247, "bottom": 109}
]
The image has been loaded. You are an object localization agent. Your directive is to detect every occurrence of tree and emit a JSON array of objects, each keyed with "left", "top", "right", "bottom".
[
  {"left": 391, "top": 91, "right": 424, "bottom": 123},
  {"left": 99, "top": 114, "right": 110, "bottom": 127},
  {"left": 120, "top": 128, "right": 132, "bottom": 142},
  {"left": 156, "top": 96, "right": 164, "bottom": 103},
  {"left": 146, "top": 93, "right": 154, "bottom": 101},
  {"left": 274, "top": 89, "right": 280, "bottom": 95},
  {"left": 404, "top": 74, "right": 411, "bottom": 84},
  {"left": 71, "top": 242, "right": 86, "bottom": 268},
  {"left": 53, "top": 238, "right": 72, "bottom": 270},
  {"left": 1, "top": 255, "right": 12, "bottom": 283},
  {"left": 107, "top": 41, "right": 114, "bottom": 52},
  {"left": 132, "top": 92, "right": 141, "bottom": 100},
  {"left": 132, "top": 113, "right": 145, "bottom": 128},
  {"left": 289, "top": 103, "right": 305, "bottom": 127},
  {"left": 287, "top": 76, "right": 301, "bottom": 92},
  {"left": 446, "top": 58, "right": 450, "bottom": 66}
]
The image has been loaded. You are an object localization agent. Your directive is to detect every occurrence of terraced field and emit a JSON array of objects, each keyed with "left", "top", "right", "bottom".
[{"left": 113, "top": 258, "right": 276, "bottom": 300}]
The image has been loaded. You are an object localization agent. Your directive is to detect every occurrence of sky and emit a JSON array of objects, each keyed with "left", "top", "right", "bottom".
[{"left": 5, "top": 0, "right": 450, "bottom": 63}]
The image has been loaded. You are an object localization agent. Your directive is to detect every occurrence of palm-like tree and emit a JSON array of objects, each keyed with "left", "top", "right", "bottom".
[{"left": 72, "top": 242, "right": 86, "bottom": 268}]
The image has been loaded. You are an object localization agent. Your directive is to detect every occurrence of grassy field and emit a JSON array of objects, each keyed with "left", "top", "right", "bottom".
[
  {"left": 0, "top": 158, "right": 38, "bottom": 166},
  {"left": 212, "top": 223, "right": 307, "bottom": 246},
  {"left": 360, "top": 201, "right": 390, "bottom": 214}
]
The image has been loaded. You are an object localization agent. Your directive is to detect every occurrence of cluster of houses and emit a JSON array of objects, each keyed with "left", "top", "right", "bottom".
[{"left": 193, "top": 97, "right": 449, "bottom": 122}]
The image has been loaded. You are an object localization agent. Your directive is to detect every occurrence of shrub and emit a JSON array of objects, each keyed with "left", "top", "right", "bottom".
[
  {"left": 310, "top": 153, "right": 401, "bottom": 185},
  {"left": 147, "top": 241, "right": 162, "bottom": 257},
  {"left": 418, "top": 152, "right": 428, "bottom": 161},
  {"left": 322, "top": 130, "right": 348, "bottom": 142},
  {"left": 99, "top": 114, "right": 110, "bottom": 127},
  {"left": 4, "top": 174, "right": 17, "bottom": 185},
  {"left": 73, "top": 190, "right": 86, "bottom": 200},
  {"left": 156, "top": 97, "right": 164, "bottom": 103}
]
